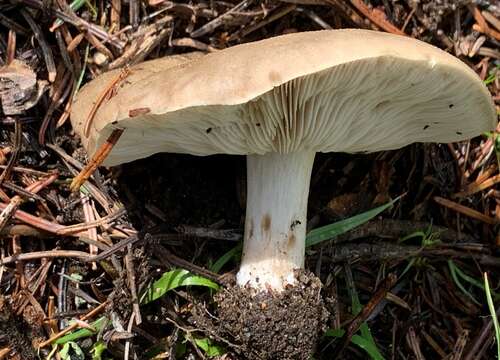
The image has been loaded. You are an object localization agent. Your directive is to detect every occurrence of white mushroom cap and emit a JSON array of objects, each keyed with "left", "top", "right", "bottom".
[{"left": 71, "top": 29, "right": 496, "bottom": 166}]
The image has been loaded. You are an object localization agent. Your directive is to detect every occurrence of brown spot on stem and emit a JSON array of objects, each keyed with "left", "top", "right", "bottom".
[
  {"left": 261, "top": 214, "right": 271, "bottom": 233},
  {"left": 287, "top": 233, "right": 296, "bottom": 249},
  {"left": 247, "top": 218, "right": 254, "bottom": 240}
]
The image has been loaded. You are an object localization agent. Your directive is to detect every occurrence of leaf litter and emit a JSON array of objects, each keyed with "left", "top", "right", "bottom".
[{"left": 0, "top": 0, "right": 499, "bottom": 359}]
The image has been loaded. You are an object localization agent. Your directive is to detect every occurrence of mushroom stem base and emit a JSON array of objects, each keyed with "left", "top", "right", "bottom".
[
  {"left": 214, "top": 271, "right": 327, "bottom": 360},
  {"left": 237, "top": 150, "right": 315, "bottom": 290}
]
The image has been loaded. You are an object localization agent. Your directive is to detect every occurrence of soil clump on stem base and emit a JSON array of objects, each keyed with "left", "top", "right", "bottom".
[{"left": 211, "top": 271, "right": 328, "bottom": 360}]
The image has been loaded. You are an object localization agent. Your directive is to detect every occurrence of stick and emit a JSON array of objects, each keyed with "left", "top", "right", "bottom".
[
  {"left": 70, "top": 129, "right": 124, "bottom": 192},
  {"left": 38, "top": 301, "right": 108, "bottom": 348},
  {"left": 349, "top": 0, "right": 406, "bottom": 36},
  {"left": 434, "top": 196, "right": 498, "bottom": 225}
]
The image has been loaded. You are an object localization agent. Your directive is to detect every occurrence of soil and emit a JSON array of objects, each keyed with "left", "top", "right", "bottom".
[
  {"left": 208, "top": 271, "right": 328, "bottom": 360},
  {"left": 118, "top": 153, "right": 245, "bottom": 229},
  {"left": 404, "top": 0, "right": 471, "bottom": 32},
  {"left": 0, "top": 296, "right": 37, "bottom": 360}
]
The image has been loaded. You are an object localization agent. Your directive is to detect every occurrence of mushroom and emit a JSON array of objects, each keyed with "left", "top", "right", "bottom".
[{"left": 71, "top": 29, "right": 496, "bottom": 357}]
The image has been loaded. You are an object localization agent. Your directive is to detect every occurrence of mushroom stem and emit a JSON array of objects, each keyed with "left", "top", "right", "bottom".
[{"left": 237, "top": 150, "right": 316, "bottom": 291}]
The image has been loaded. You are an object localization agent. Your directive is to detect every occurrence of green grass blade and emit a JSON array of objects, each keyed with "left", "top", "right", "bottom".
[
  {"left": 351, "top": 335, "right": 385, "bottom": 360},
  {"left": 399, "top": 258, "right": 416, "bottom": 278},
  {"left": 91, "top": 341, "right": 107, "bottom": 360},
  {"left": 306, "top": 196, "right": 401, "bottom": 247},
  {"left": 53, "top": 0, "right": 97, "bottom": 28},
  {"left": 448, "top": 260, "right": 481, "bottom": 305},
  {"left": 324, "top": 328, "right": 344, "bottom": 337},
  {"left": 210, "top": 244, "right": 242, "bottom": 273},
  {"left": 484, "top": 272, "right": 500, "bottom": 359},
  {"left": 484, "top": 65, "right": 499, "bottom": 85},
  {"left": 75, "top": 45, "right": 90, "bottom": 93},
  {"left": 450, "top": 261, "right": 487, "bottom": 291},
  {"left": 140, "top": 269, "right": 219, "bottom": 304},
  {"left": 324, "top": 329, "right": 385, "bottom": 360},
  {"left": 346, "top": 276, "right": 385, "bottom": 360},
  {"left": 59, "top": 341, "right": 85, "bottom": 359},
  {"left": 193, "top": 337, "right": 226, "bottom": 357},
  {"left": 55, "top": 316, "right": 108, "bottom": 345},
  {"left": 399, "top": 231, "right": 426, "bottom": 244}
]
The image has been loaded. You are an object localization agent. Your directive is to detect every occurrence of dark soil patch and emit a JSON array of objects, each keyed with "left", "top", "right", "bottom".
[
  {"left": 118, "top": 153, "right": 245, "bottom": 229},
  {"left": 0, "top": 296, "right": 37, "bottom": 360}
]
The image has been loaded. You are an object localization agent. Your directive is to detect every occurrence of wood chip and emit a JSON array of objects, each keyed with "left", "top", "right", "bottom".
[{"left": 0, "top": 60, "right": 42, "bottom": 115}]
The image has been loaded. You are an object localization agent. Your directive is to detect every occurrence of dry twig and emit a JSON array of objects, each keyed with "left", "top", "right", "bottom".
[
  {"left": 70, "top": 129, "right": 125, "bottom": 192},
  {"left": 349, "top": 0, "right": 406, "bottom": 36}
]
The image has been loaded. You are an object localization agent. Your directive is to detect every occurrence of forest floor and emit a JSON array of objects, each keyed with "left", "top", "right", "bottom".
[{"left": 0, "top": 0, "right": 500, "bottom": 359}]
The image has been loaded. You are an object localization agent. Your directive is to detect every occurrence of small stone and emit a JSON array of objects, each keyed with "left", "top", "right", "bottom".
[{"left": 93, "top": 52, "right": 109, "bottom": 66}]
